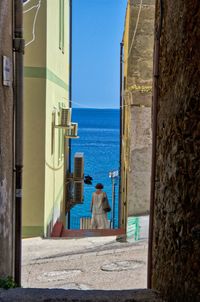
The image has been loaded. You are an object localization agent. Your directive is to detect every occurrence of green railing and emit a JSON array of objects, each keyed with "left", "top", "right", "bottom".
[{"left": 127, "top": 216, "right": 140, "bottom": 241}]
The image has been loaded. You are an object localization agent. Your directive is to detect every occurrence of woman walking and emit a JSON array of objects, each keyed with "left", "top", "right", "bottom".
[{"left": 90, "top": 183, "right": 109, "bottom": 229}]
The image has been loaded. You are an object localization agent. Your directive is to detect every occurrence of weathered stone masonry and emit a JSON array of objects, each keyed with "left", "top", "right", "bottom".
[
  {"left": 121, "top": 0, "right": 155, "bottom": 220},
  {"left": 152, "top": 1, "right": 200, "bottom": 301}
]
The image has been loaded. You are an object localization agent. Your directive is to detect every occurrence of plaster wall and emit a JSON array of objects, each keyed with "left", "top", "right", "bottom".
[
  {"left": 46, "top": 0, "right": 70, "bottom": 84},
  {"left": 44, "top": 0, "right": 70, "bottom": 235},
  {"left": 23, "top": 0, "right": 70, "bottom": 237},
  {"left": 23, "top": 0, "right": 46, "bottom": 237},
  {"left": 22, "top": 78, "right": 46, "bottom": 235}
]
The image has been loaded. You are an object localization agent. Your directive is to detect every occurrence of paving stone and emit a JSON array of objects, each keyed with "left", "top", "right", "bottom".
[{"left": 101, "top": 260, "right": 145, "bottom": 272}]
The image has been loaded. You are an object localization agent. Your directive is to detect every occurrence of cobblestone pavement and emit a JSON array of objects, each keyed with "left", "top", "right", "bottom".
[{"left": 22, "top": 235, "right": 148, "bottom": 290}]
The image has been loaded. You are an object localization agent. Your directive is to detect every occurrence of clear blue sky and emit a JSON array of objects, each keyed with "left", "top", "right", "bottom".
[{"left": 72, "top": 0, "right": 127, "bottom": 109}]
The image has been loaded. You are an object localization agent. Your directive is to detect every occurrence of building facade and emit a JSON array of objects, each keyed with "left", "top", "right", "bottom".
[
  {"left": 22, "top": 0, "right": 71, "bottom": 238},
  {"left": 120, "top": 0, "right": 155, "bottom": 232}
]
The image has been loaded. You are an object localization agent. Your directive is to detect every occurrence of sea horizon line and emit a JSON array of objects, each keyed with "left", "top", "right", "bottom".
[{"left": 72, "top": 107, "right": 120, "bottom": 110}]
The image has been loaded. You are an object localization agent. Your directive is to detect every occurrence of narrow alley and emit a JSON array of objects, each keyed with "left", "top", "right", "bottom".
[
  {"left": 22, "top": 235, "right": 148, "bottom": 290},
  {"left": 0, "top": 0, "right": 199, "bottom": 301}
]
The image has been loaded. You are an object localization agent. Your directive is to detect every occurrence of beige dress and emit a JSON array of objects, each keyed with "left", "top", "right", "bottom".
[{"left": 91, "top": 192, "right": 108, "bottom": 229}]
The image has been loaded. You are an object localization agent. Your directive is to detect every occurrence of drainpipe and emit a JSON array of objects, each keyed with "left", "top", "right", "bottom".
[
  {"left": 147, "top": 0, "right": 163, "bottom": 289},
  {"left": 119, "top": 41, "right": 124, "bottom": 228},
  {"left": 13, "top": 0, "right": 24, "bottom": 287},
  {"left": 67, "top": 0, "right": 72, "bottom": 229}
]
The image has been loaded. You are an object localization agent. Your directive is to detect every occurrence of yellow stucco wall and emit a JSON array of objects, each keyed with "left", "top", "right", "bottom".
[
  {"left": 23, "top": 78, "right": 46, "bottom": 226},
  {"left": 23, "top": 0, "right": 70, "bottom": 237}
]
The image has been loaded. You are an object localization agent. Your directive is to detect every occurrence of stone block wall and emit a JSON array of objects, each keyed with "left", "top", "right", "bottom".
[
  {"left": 152, "top": 1, "right": 200, "bottom": 300},
  {"left": 128, "top": 106, "right": 152, "bottom": 216},
  {"left": 124, "top": 0, "right": 155, "bottom": 217},
  {"left": 127, "top": 0, "right": 155, "bottom": 87}
]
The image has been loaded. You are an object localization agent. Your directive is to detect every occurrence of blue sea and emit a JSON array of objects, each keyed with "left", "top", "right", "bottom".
[{"left": 70, "top": 108, "right": 120, "bottom": 229}]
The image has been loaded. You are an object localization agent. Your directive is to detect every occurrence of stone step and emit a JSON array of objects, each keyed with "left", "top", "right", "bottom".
[
  {"left": 0, "top": 288, "right": 165, "bottom": 302},
  {"left": 61, "top": 228, "right": 126, "bottom": 238},
  {"left": 51, "top": 222, "right": 125, "bottom": 238}
]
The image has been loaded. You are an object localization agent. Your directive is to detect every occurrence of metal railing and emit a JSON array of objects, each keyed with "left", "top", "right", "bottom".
[
  {"left": 80, "top": 216, "right": 92, "bottom": 229},
  {"left": 70, "top": 215, "right": 112, "bottom": 230},
  {"left": 70, "top": 215, "right": 91, "bottom": 230},
  {"left": 127, "top": 217, "right": 140, "bottom": 241}
]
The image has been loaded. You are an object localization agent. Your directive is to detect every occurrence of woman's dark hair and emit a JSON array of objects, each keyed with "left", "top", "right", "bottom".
[{"left": 95, "top": 183, "right": 104, "bottom": 189}]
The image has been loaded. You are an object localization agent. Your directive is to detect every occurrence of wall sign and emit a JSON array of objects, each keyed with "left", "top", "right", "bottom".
[{"left": 2, "top": 56, "right": 12, "bottom": 87}]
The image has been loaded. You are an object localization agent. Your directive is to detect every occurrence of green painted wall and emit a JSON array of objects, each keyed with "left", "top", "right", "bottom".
[
  {"left": 44, "top": 0, "right": 70, "bottom": 236},
  {"left": 23, "top": 0, "right": 70, "bottom": 238},
  {"left": 23, "top": 0, "right": 47, "bottom": 236}
]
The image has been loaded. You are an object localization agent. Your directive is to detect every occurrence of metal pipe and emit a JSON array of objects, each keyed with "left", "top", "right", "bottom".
[
  {"left": 147, "top": 0, "right": 163, "bottom": 289},
  {"left": 13, "top": 0, "right": 24, "bottom": 287},
  {"left": 111, "top": 178, "right": 116, "bottom": 229},
  {"left": 67, "top": 0, "right": 72, "bottom": 229},
  {"left": 119, "top": 41, "right": 124, "bottom": 228},
  {"left": 14, "top": 5, "right": 24, "bottom": 287}
]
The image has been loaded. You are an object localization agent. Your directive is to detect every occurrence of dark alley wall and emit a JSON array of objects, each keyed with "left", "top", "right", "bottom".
[
  {"left": 0, "top": 0, "right": 14, "bottom": 277},
  {"left": 152, "top": 0, "right": 200, "bottom": 301}
]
